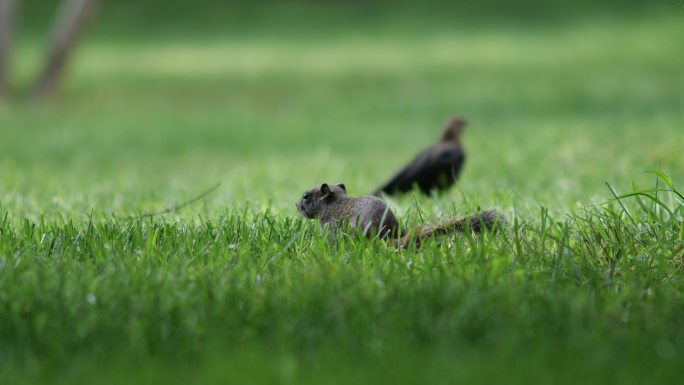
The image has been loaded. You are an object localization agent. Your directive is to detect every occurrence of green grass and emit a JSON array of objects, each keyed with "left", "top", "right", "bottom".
[{"left": 1, "top": 3, "right": 683, "bottom": 384}]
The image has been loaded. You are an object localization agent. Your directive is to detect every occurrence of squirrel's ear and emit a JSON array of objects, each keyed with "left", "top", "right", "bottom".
[
  {"left": 336, "top": 183, "right": 346, "bottom": 192},
  {"left": 320, "top": 183, "right": 330, "bottom": 197}
]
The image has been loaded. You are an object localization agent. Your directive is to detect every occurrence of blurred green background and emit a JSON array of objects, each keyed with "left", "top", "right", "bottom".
[{"left": 2, "top": 0, "right": 682, "bottom": 218}]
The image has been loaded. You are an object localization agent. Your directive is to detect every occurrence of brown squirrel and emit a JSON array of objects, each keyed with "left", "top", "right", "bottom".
[
  {"left": 374, "top": 116, "right": 467, "bottom": 196},
  {"left": 297, "top": 183, "right": 506, "bottom": 247}
]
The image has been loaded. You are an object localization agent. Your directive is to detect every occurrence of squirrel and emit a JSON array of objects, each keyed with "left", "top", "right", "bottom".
[
  {"left": 374, "top": 116, "right": 467, "bottom": 196},
  {"left": 296, "top": 183, "right": 506, "bottom": 248}
]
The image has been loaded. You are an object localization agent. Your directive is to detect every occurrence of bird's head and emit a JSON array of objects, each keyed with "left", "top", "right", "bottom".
[{"left": 440, "top": 116, "right": 467, "bottom": 142}]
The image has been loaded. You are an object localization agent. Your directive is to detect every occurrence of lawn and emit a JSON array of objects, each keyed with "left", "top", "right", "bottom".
[{"left": 0, "top": 1, "right": 683, "bottom": 384}]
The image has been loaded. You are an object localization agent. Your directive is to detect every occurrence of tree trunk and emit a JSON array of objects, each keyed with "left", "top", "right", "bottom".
[
  {"left": 0, "top": 0, "right": 16, "bottom": 99},
  {"left": 31, "top": 0, "right": 97, "bottom": 101}
]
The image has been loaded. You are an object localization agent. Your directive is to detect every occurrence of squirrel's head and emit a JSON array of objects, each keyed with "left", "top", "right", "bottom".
[
  {"left": 440, "top": 115, "right": 467, "bottom": 142},
  {"left": 296, "top": 183, "right": 347, "bottom": 219}
]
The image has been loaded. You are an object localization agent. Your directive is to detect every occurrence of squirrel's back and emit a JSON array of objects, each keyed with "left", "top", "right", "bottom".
[{"left": 321, "top": 195, "right": 400, "bottom": 238}]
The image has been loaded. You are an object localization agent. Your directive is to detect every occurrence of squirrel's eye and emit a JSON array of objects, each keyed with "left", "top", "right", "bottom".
[{"left": 303, "top": 193, "right": 312, "bottom": 200}]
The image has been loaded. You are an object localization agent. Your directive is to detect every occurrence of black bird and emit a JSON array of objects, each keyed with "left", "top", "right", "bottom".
[{"left": 374, "top": 116, "right": 466, "bottom": 196}]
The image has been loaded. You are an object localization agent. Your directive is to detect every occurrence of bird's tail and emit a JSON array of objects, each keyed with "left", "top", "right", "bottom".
[
  {"left": 397, "top": 209, "right": 507, "bottom": 248},
  {"left": 372, "top": 183, "right": 392, "bottom": 197}
]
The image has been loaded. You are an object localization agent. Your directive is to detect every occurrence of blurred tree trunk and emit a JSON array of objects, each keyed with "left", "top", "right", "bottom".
[
  {"left": 31, "top": 0, "right": 97, "bottom": 100},
  {"left": 0, "top": 0, "right": 16, "bottom": 99}
]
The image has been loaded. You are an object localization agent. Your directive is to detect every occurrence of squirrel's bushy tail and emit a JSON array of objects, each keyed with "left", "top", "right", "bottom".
[{"left": 398, "top": 209, "right": 507, "bottom": 248}]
